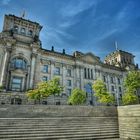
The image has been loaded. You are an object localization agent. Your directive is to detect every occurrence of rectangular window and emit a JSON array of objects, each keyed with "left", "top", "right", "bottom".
[
  {"left": 120, "top": 94, "right": 122, "bottom": 99},
  {"left": 67, "top": 80, "right": 71, "bottom": 86},
  {"left": 67, "top": 89, "right": 71, "bottom": 96},
  {"left": 111, "top": 86, "right": 114, "bottom": 92},
  {"left": 54, "top": 67, "right": 60, "bottom": 75},
  {"left": 119, "top": 87, "right": 122, "bottom": 92},
  {"left": 84, "top": 68, "right": 87, "bottom": 79},
  {"left": 88, "top": 68, "right": 90, "bottom": 79},
  {"left": 42, "top": 76, "right": 48, "bottom": 81},
  {"left": 103, "top": 76, "right": 106, "bottom": 82},
  {"left": 110, "top": 77, "right": 114, "bottom": 83},
  {"left": 118, "top": 78, "right": 121, "bottom": 84},
  {"left": 42, "top": 65, "right": 48, "bottom": 73},
  {"left": 11, "top": 77, "right": 22, "bottom": 91},
  {"left": 67, "top": 69, "right": 71, "bottom": 77},
  {"left": 91, "top": 69, "right": 93, "bottom": 79}
]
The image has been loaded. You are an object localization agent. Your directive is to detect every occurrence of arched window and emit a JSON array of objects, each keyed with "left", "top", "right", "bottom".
[
  {"left": 21, "top": 28, "right": 26, "bottom": 34},
  {"left": 28, "top": 30, "right": 33, "bottom": 36},
  {"left": 11, "top": 58, "right": 27, "bottom": 70},
  {"left": 14, "top": 25, "right": 18, "bottom": 32}
]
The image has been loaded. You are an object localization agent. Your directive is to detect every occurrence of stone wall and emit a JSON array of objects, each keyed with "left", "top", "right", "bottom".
[
  {"left": 118, "top": 105, "right": 140, "bottom": 140},
  {"left": 0, "top": 105, "right": 117, "bottom": 118}
]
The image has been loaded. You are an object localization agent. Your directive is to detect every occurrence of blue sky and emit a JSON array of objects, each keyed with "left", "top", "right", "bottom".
[{"left": 0, "top": 0, "right": 140, "bottom": 65}]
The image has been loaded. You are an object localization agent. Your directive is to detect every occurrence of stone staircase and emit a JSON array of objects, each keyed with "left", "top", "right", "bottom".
[{"left": 0, "top": 117, "right": 119, "bottom": 140}]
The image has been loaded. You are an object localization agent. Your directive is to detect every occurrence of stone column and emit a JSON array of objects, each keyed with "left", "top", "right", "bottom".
[
  {"left": 92, "top": 69, "right": 94, "bottom": 79},
  {"left": 0, "top": 47, "right": 11, "bottom": 87},
  {"left": 26, "top": 66, "right": 30, "bottom": 90},
  {"left": 29, "top": 53, "right": 37, "bottom": 89},
  {"left": 86, "top": 68, "right": 88, "bottom": 79},
  {"left": 76, "top": 66, "right": 79, "bottom": 78},
  {"left": 107, "top": 75, "right": 111, "bottom": 92},
  {"left": 115, "top": 76, "right": 119, "bottom": 106},
  {"left": 73, "top": 65, "right": 77, "bottom": 87},
  {"left": 50, "top": 61, "right": 54, "bottom": 79},
  {"left": 62, "top": 64, "right": 67, "bottom": 93},
  {"left": 0, "top": 54, "right": 4, "bottom": 76},
  {"left": 89, "top": 68, "right": 91, "bottom": 79},
  {"left": 80, "top": 66, "right": 84, "bottom": 90}
]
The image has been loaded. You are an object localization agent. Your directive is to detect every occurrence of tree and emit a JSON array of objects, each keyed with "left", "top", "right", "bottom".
[
  {"left": 122, "top": 71, "right": 140, "bottom": 105},
  {"left": 26, "top": 77, "right": 63, "bottom": 104},
  {"left": 124, "top": 71, "right": 140, "bottom": 90},
  {"left": 92, "top": 80, "right": 115, "bottom": 105},
  {"left": 68, "top": 88, "right": 86, "bottom": 105},
  {"left": 122, "top": 88, "right": 138, "bottom": 105}
]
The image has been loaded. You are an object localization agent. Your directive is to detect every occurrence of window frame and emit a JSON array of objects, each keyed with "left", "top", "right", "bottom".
[
  {"left": 67, "top": 88, "right": 71, "bottom": 96},
  {"left": 67, "top": 69, "right": 72, "bottom": 77},
  {"left": 28, "top": 30, "right": 33, "bottom": 36},
  {"left": 42, "top": 76, "right": 48, "bottom": 82},
  {"left": 67, "top": 80, "right": 71, "bottom": 87},
  {"left": 13, "top": 25, "right": 18, "bottom": 33},
  {"left": 42, "top": 65, "right": 48, "bottom": 73},
  {"left": 20, "top": 28, "right": 26, "bottom": 34},
  {"left": 111, "top": 85, "right": 115, "bottom": 92},
  {"left": 54, "top": 67, "right": 60, "bottom": 75},
  {"left": 11, "top": 58, "right": 27, "bottom": 70},
  {"left": 11, "top": 76, "right": 23, "bottom": 91}
]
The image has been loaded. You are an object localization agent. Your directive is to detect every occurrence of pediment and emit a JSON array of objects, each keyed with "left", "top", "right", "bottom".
[{"left": 80, "top": 52, "right": 101, "bottom": 64}]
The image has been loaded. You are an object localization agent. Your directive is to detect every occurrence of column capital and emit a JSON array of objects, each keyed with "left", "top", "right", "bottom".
[
  {"left": 50, "top": 60, "right": 55, "bottom": 65},
  {"left": 31, "top": 53, "right": 38, "bottom": 58},
  {"left": 5, "top": 46, "right": 12, "bottom": 53}
]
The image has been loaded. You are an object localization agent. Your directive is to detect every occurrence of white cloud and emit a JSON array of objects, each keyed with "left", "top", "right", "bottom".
[
  {"left": 60, "top": 0, "right": 100, "bottom": 17},
  {"left": 116, "top": 1, "right": 134, "bottom": 21},
  {"left": 2, "top": 0, "right": 11, "bottom": 5}
]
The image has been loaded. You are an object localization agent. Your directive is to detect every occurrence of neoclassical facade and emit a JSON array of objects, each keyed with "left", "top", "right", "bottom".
[{"left": 0, "top": 14, "right": 138, "bottom": 105}]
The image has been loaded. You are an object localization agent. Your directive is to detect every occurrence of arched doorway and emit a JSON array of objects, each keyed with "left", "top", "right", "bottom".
[{"left": 84, "top": 83, "right": 93, "bottom": 105}]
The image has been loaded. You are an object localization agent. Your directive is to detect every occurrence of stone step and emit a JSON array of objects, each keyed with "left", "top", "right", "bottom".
[
  {"left": 0, "top": 131, "right": 119, "bottom": 139},
  {"left": 0, "top": 121, "right": 118, "bottom": 126},
  {"left": 0, "top": 127, "right": 119, "bottom": 134},
  {"left": 0, "top": 122, "right": 117, "bottom": 127},
  {"left": 0, "top": 117, "right": 118, "bottom": 121},
  {"left": 0, "top": 125, "right": 118, "bottom": 130},
  {"left": 0, "top": 117, "right": 119, "bottom": 139},
  {"left": 0, "top": 132, "right": 119, "bottom": 138},
  {"left": 0, "top": 125, "right": 118, "bottom": 131},
  {"left": 0, "top": 120, "right": 118, "bottom": 123},
  {"left": 0, "top": 120, "right": 118, "bottom": 125},
  {"left": 0, "top": 119, "right": 118, "bottom": 122},
  {"left": 0, "top": 136, "right": 120, "bottom": 140}
]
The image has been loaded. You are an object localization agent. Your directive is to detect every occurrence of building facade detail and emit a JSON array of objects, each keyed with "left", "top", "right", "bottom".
[{"left": 0, "top": 14, "right": 138, "bottom": 105}]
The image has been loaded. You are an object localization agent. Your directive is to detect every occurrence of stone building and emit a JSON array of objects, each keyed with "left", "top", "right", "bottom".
[{"left": 0, "top": 14, "right": 138, "bottom": 105}]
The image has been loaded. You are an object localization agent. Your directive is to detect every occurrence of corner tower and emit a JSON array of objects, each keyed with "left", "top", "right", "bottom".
[
  {"left": 104, "top": 49, "right": 138, "bottom": 70},
  {"left": 2, "top": 14, "right": 42, "bottom": 45},
  {"left": 0, "top": 14, "right": 43, "bottom": 92}
]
